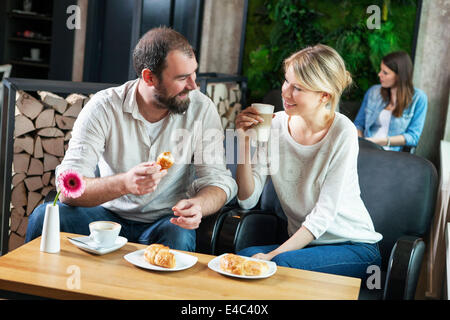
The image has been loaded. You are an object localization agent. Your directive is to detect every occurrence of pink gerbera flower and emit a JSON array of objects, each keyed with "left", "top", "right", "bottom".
[{"left": 53, "top": 170, "right": 86, "bottom": 206}]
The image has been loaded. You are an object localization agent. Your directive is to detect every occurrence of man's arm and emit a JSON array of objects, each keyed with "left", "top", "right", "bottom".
[
  {"left": 60, "top": 174, "right": 127, "bottom": 207},
  {"left": 191, "top": 186, "right": 227, "bottom": 217},
  {"left": 170, "top": 186, "right": 227, "bottom": 229},
  {"left": 60, "top": 162, "right": 167, "bottom": 207}
]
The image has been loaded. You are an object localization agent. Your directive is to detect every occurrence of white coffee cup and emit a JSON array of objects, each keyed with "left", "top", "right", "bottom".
[
  {"left": 89, "top": 221, "right": 121, "bottom": 248},
  {"left": 30, "top": 48, "right": 40, "bottom": 60},
  {"left": 252, "top": 103, "right": 274, "bottom": 142}
]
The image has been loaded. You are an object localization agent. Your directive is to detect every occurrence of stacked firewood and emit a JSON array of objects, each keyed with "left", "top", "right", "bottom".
[
  {"left": 9, "top": 91, "right": 89, "bottom": 251},
  {"left": 206, "top": 83, "right": 242, "bottom": 129}
]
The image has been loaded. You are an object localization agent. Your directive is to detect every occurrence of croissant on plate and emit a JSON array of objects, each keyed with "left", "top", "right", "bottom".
[
  {"left": 144, "top": 244, "right": 176, "bottom": 268},
  {"left": 242, "top": 259, "right": 269, "bottom": 276},
  {"left": 220, "top": 254, "right": 269, "bottom": 276}
]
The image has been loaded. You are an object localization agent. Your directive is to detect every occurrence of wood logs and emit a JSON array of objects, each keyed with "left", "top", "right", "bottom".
[
  {"left": 9, "top": 91, "right": 89, "bottom": 252},
  {"left": 206, "top": 83, "right": 242, "bottom": 129}
]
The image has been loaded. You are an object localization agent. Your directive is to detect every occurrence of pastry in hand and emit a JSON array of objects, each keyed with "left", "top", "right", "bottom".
[
  {"left": 144, "top": 244, "right": 176, "bottom": 268},
  {"left": 243, "top": 259, "right": 269, "bottom": 276},
  {"left": 156, "top": 151, "right": 174, "bottom": 170}
]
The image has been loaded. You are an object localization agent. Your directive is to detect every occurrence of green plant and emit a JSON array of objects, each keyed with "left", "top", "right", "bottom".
[
  {"left": 324, "top": 19, "right": 400, "bottom": 100},
  {"left": 243, "top": 0, "right": 416, "bottom": 103},
  {"left": 246, "top": 0, "right": 324, "bottom": 101}
]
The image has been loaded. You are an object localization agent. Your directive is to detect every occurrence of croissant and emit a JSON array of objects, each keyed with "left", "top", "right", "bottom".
[
  {"left": 243, "top": 260, "right": 269, "bottom": 276},
  {"left": 144, "top": 244, "right": 176, "bottom": 268},
  {"left": 220, "top": 254, "right": 246, "bottom": 275},
  {"left": 156, "top": 151, "right": 174, "bottom": 170},
  {"left": 219, "top": 254, "right": 269, "bottom": 276}
]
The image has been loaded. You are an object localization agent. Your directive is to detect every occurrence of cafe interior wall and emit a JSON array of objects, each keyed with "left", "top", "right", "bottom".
[
  {"left": 413, "top": 0, "right": 450, "bottom": 300},
  {"left": 413, "top": 0, "right": 450, "bottom": 167},
  {"left": 198, "top": 0, "right": 247, "bottom": 74}
]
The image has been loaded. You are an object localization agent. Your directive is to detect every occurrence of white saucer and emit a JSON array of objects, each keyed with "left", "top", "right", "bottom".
[{"left": 68, "top": 235, "right": 128, "bottom": 255}]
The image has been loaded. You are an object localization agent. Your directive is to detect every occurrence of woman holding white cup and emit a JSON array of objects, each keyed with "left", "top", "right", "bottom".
[{"left": 234, "top": 44, "right": 382, "bottom": 280}]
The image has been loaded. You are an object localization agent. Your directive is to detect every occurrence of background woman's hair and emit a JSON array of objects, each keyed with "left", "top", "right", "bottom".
[
  {"left": 380, "top": 51, "right": 414, "bottom": 117},
  {"left": 133, "top": 26, "right": 194, "bottom": 80},
  {"left": 283, "top": 44, "right": 352, "bottom": 114}
]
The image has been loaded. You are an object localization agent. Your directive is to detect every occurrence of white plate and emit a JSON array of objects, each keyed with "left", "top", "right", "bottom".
[
  {"left": 124, "top": 249, "right": 198, "bottom": 271},
  {"left": 208, "top": 253, "right": 277, "bottom": 279},
  {"left": 68, "top": 236, "right": 127, "bottom": 255}
]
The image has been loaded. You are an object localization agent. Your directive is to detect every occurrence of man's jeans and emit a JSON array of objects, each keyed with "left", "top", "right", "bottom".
[
  {"left": 237, "top": 241, "right": 381, "bottom": 280},
  {"left": 25, "top": 202, "right": 196, "bottom": 251}
]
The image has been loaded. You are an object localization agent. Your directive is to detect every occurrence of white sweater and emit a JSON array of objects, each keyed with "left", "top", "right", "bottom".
[{"left": 238, "top": 111, "right": 383, "bottom": 245}]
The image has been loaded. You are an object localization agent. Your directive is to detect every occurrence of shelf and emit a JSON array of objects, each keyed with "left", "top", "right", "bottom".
[
  {"left": 10, "top": 60, "right": 49, "bottom": 69},
  {"left": 8, "top": 12, "right": 52, "bottom": 21},
  {"left": 9, "top": 37, "right": 51, "bottom": 45}
]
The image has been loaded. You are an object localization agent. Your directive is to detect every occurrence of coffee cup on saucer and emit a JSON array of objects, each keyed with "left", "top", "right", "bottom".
[{"left": 89, "top": 221, "right": 121, "bottom": 248}]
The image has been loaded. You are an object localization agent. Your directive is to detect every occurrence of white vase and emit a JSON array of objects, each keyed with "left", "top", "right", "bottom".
[{"left": 40, "top": 204, "right": 60, "bottom": 253}]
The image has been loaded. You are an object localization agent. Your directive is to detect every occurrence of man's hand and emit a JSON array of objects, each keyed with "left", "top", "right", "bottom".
[
  {"left": 122, "top": 162, "right": 167, "bottom": 195},
  {"left": 170, "top": 199, "right": 202, "bottom": 229}
]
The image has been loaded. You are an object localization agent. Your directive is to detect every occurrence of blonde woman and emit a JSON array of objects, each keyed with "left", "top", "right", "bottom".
[{"left": 235, "top": 44, "right": 382, "bottom": 279}]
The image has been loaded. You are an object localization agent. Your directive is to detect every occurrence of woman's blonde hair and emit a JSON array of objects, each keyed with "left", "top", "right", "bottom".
[{"left": 284, "top": 44, "right": 352, "bottom": 114}]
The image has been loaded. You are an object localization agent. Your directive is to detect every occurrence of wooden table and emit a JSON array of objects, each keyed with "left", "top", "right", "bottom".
[{"left": 0, "top": 233, "right": 361, "bottom": 300}]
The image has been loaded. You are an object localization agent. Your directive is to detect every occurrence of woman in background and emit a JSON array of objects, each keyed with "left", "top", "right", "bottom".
[
  {"left": 354, "top": 51, "right": 428, "bottom": 151},
  {"left": 234, "top": 44, "right": 382, "bottom": 280}
]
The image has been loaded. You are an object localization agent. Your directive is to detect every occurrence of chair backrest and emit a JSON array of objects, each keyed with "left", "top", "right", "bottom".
[
  {"left": 357, "top": 148, "right": 438, "bottom": 269},
  {"left": 260, "top": 177, "right": 284, "bottom": 219},
  {"left": 358, "top": 137, "right": 384, "bottom": 151}
]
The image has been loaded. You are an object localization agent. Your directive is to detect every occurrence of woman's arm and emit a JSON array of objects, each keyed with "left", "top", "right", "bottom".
[
  {"left": 252, "top": 226, "right": 315, "bottom": 261},
  {"left": 234, "top": 107, "right": 269, "bottom": 209},
  {"left": 402, "top": 92, "right": 428, "bottom": 147},
  {"left": 366, "top": 134, "right": 406, "bottom": 146},
  {"left": 236, "top": 135, "right": 255, "bottom": 200}
]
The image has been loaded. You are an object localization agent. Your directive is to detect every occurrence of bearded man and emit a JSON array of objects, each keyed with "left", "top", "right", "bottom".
[{"left": 26, "top": 27, "right": 237, "bottom": 251}]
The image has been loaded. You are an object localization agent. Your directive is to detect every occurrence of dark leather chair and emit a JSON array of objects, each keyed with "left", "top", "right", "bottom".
[
  {"left": 358, "top": 136, "right": 416, "bottom": 154},
  {"left": 212, "top": 140, "right": 438, "bottom": 300},
  {"left": 358, "top": 137, "right": 384, "bottom": 150}
]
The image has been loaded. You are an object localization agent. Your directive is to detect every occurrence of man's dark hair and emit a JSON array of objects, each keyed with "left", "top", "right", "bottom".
[{"left": 133, "top": 26, "right": 194, "bottom": 80}]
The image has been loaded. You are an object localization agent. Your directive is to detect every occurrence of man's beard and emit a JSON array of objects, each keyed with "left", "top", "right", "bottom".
[{"left": 153, "top": 84, "right": 191, "bottom": 114}]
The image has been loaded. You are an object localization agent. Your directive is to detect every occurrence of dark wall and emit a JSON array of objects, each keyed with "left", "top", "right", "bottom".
[
  {"left": 84, "top": 0, "right": 204, "bottom": 84},
  {"left": 83, "top": 0, "right": 134, "bottom": 84},
  {"left": 0, "top": 1, "right": 6, "bottom": 65},
  {"left": 48, "top": 0, "right": 77, "bottom": 81}
]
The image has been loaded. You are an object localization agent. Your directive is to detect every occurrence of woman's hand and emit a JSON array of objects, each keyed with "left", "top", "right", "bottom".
[
  {"left": 252, "top": 251, "right": 278, "bottom": 261},
  {"left": 235, "top": 106, "right": 264, "bottom": 131},
  {"left": 365, "top": 136, "right": 385, "bottom": 146}
]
